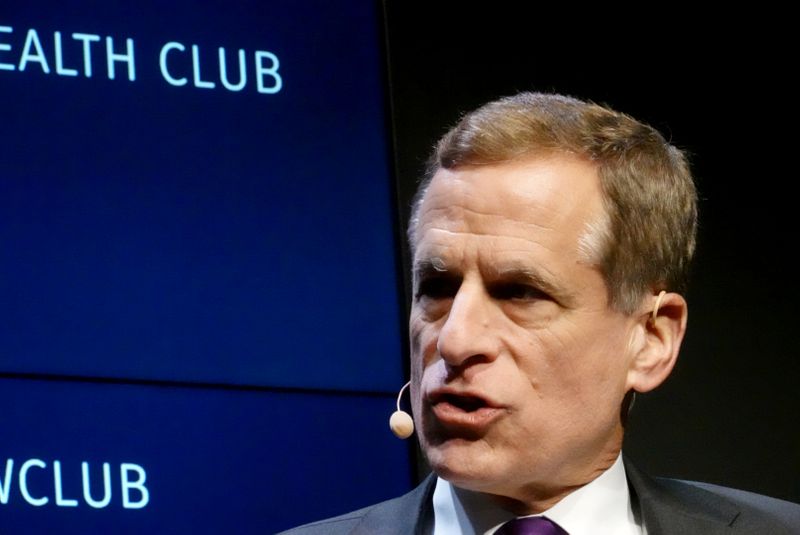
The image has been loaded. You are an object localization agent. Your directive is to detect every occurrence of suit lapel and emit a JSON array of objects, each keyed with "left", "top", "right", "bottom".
[
  {"left": 624, "top": 458, "right": 740, "bottom": 535},
  {"left": 352, "top": 474, "right": 436, "bottom": 535},
  {"left": 351, "top": 461, "right": 746, "bottom": 534}
]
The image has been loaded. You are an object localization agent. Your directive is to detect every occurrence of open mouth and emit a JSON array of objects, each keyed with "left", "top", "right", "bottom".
[
  {"left": 428, "top": 391, "right": 504, "bottom": 430},
  {"left": 434, "top": 393, "right": 488, "bottom": 412}
]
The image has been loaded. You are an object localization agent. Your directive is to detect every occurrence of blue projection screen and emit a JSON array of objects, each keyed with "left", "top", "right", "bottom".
[{"left": 1, "top": 2, "right": 411, "bottom": 533}]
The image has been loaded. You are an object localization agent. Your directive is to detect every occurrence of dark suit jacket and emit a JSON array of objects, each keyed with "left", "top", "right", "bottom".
[{"left": 279, "top": 459, "right": 800, "bottom": 534}]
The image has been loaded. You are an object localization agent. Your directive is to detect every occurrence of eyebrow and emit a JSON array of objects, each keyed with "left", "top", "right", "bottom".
[
  {"left": 487, "top": 264, "right": 575, "bottom": 306},
  {"left": 412, "top": 258, "right": 450, "bottom": 283},
  {"left": 412, "top": 257, "right": 576, "bottom": 306}
]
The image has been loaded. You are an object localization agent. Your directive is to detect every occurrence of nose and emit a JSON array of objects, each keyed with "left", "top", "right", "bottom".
[{"left": 436, "top": 279, "right": 499, "bottom": 370}]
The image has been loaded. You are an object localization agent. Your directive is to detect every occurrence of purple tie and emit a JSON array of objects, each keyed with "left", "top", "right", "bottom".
[{"left": 495, "top": 516, "right": 569, "bottom": 535}]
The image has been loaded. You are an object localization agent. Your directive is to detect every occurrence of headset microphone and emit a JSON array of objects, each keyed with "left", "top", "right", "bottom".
[{"left": 389, "top": 381, "right": 414, "bottom": 439}]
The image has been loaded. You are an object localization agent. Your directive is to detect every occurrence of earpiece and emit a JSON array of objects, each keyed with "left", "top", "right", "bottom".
[
  {"left": 650, "top": 290, "right": 667, "bottom": 325},
  {"left": 389, "top": 381, "right": 414, "bottom": 439}
]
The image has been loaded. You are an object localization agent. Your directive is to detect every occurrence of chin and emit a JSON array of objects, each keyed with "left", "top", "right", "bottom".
[{"left": 423, "top": 437, "right": 508, "bottom": 492}]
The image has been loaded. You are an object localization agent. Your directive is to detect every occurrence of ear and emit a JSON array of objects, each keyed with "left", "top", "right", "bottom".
[{"left": 626, "top": 292, "right": 688, "bottom": 393}]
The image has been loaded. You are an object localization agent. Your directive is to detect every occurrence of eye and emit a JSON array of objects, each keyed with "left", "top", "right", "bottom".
[
  {"left": 414, "top": 275, "right": 460, "bottom": 301},
  {"left": 489, "top": 282, "right": 548, "bottom": 301}
]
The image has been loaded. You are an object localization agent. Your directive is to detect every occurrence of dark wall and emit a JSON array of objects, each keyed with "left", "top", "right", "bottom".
[{"left": 384, "top": 3, "right": 799, "bottom": 502}]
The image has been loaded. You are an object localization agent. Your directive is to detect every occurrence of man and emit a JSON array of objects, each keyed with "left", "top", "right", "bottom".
[{"left": 281, "top": 93, "right": 800, "bottom": 534}]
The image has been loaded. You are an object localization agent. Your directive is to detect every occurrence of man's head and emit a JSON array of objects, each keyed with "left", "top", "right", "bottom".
[
  {"left": 409, "top": 92, "right": 697, "bottom": 314},
  {"left": 407, "top": 92, "right": 697, "bottom": 512}
]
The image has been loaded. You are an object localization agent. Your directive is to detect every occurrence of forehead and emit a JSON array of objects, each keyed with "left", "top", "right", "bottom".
[{"left": 414, "top": 156, "right": 605, "bottom": 260}]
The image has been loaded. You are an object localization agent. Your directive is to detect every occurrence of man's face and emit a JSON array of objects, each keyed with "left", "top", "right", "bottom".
[{"left": 409, "top": 156, "right": 642, "bottom": 502}]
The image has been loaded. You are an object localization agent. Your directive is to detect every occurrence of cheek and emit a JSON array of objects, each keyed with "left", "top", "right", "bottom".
[
  {"left": 408, "top": 314, "right": 438, "bottom": 404},
  {"left": 409, "top": 312, "right": 441, "bottom": 366},
  {"left": 408, "top": 308, "right": 425, "bottom": 357},
  {"left": 518, "top": 319, "right": 632, "bottom": 395}
]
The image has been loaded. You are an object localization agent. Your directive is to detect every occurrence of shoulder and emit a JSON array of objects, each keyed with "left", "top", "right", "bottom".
[
  {"left": 276, "top": 504, "right": 376, "bottom": 535},
  {"left": 625, "top": 459, "right": 800, "bottom": 534},
  {"left": 276, "top": 475, "right": 436, "bottom": 535},
  {"left": 663, "top": 479, "right": 800, "bottom": 532}
]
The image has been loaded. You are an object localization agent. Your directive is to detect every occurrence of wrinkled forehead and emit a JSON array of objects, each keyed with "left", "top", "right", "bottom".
[{"left": 411, "top": 157, "right": 607, "bottom": 263}]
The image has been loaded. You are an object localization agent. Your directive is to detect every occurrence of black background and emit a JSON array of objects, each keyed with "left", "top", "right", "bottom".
[{"left": 384, "top": 2, "right": 799, "bottom": 503}]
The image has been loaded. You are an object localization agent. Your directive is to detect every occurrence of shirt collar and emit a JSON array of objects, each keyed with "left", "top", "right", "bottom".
[{"left": 431, "top": 454, "right": 643, "bottom": 535}]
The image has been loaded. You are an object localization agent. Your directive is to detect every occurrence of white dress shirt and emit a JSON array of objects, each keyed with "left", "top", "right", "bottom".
[{"left": 431, "top": 454, "right": 645, "bottom": 535}]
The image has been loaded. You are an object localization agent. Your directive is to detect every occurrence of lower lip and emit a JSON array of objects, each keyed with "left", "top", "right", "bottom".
[{"left": 431, "top": 401, "right": 505, "bottom": 430}]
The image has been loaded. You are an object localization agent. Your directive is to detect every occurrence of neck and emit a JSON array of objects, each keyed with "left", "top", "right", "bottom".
[{"left": 478, "top": 447, "right": 622, "bottom": 515}]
